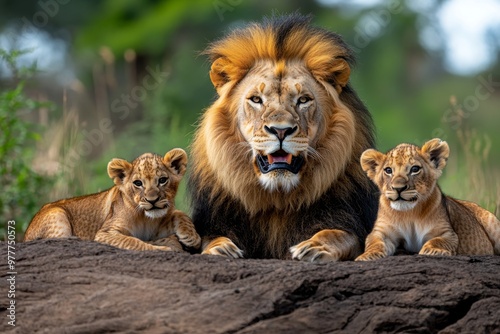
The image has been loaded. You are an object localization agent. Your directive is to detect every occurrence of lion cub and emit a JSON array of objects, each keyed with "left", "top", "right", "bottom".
[
  {"left": 24, "top": 149, "right": 201, "bottom": 252},
  {"left": 355, "top": 138, "right": 500, "bottom": 261}
]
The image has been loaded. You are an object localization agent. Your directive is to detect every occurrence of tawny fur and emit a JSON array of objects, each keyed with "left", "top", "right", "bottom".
[
  {"left": 189, "top": 14, "right": 377, "bottom": 261},
  {"left": 24, "top": 149, "right": 201, "bottom": 252},
  {"left": 356, "top": 138, "right": 500, "bottom": 261}
]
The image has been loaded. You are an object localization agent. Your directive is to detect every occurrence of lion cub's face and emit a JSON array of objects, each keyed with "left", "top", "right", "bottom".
[
  {"left": 107, "top": 149, "right": 187, "bottom": 219},
  {"left": 235, "top": 60, "right": 327, "bottom": 192},
  {"left": 361, "top": 139, "right": 449, "bottom": 212}
]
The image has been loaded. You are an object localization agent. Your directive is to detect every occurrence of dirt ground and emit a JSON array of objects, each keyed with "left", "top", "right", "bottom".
[{"left": 1, "top": 239, "right": 500, "bottom": 333}]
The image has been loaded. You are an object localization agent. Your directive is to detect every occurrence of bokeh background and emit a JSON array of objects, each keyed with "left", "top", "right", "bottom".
[{"left": 1, "top": 0, "right": 499, "bottom": 238}]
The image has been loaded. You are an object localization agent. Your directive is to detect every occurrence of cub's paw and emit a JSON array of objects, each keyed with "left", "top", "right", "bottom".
[
  {"left": 149, "top": 235, "right": 184, "bottom": 252},
  {"left": 173, "top": 211, "right": 202, "bottom": 249},
  {"left": 202, "top": 237, "right": 244, "bottom": 259},
  {"left": 355, "top": 251, "right": 387, "bottom": 261},
  {"left": 419, "top": 247, "right": 453, "bottom": 256},
  {"left": 290, "top": 229, "right": 359, "bottom": 262}
]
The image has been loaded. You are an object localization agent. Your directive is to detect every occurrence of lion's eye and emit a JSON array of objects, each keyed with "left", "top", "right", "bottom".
[
  {"left": 249, "top": 96, "right": 262, "bottom": 104},
  {"left": 410, "top": 166, "right": 421, "bottom": 174},
  {"left": 297, "top": 96, "right": 312, "bottom": 105},
  {"left": 384, "top": 167, "right": 393, "bottom": 175},
  {"left": 158, "top": 177, "right": 168, "bottom": 185},
  {"left": 133, "top": 180, "right": 143, "bottom": 187}
]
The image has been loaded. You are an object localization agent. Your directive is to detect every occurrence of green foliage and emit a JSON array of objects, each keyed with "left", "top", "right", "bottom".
[{"left": 0, "top": 49, "right": 54, "bottom": 239}]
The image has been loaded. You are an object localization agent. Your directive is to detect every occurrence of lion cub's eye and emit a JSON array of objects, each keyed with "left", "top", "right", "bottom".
[
  {"left": 158, "top": 177, "right": 168, "bottom": 185},
  {"left": 297, "top": 96, "right": 312, "bottom": 105},
  {"left": 249, "top": 96, "right": 262, "bottom": 104},
  {"left": 410, "top": 166, "right": 421, "bottom": 174},
  {"left": 133, "top": 180, "right": 143, "bottom": 187},
  {"left": 383, "top": 167, "right": 393, "bottom": 175}
]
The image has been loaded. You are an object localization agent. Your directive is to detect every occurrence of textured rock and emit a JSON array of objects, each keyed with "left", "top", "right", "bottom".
[{"left": 1, "top": 239, "right": 500, "bottom": 333}]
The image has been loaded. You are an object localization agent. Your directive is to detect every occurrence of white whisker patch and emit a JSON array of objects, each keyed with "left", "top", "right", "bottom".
[
  {"left": 390, "top": 201, "right": 417, "bottom": 212},
  {"left": 145, "top": 209, "right": 168, "bottom": 219}
]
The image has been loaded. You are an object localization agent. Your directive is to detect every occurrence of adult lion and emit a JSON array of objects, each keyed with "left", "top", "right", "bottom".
[{"left": 189, "top": 14, "right": 378, "bottom": 261}]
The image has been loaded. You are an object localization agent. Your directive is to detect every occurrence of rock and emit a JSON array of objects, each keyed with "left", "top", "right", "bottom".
[{"left": 2, "top": 239, "right": 500, "bottom": 333}]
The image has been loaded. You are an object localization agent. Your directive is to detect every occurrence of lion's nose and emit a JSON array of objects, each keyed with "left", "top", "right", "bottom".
[
  {"left": 392, "top": 185, "right": 408, "bottom": 193},
  {"left": 265, "top": 126, "right": 297, "bottom": 141},
  {"left": 146, "top": 197, "right": 159, "bottom": 205}
]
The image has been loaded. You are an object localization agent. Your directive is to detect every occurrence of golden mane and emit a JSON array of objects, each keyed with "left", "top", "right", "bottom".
[{"left": 205, "top": 14, "right": 354, "bottom": 93}]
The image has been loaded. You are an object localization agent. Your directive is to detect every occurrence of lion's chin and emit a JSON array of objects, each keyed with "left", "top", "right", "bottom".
[
  {"left": 144, "top": 208, "right": 169, "bottom": 219},
  {"left": 389, "top": 200, "right": 418, "bottom": 212},
  {"left": 258, "top": 171, "right": 300, "bottom": 193}
]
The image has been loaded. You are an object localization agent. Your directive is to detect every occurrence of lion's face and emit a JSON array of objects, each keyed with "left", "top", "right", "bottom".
[
  {"left": 234, "top": 61, "right": 327, "bottom": 191},
  {"left": 107, "top": 149, "right": 187, "bottom": 219},
  {"left": 361, "top": 139, "right": 450, "bottom": 212}
]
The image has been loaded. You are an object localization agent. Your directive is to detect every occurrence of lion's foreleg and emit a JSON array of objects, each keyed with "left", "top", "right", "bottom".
[
  {"left": 290, "top": 229, "right": 361, "bottom": 262},
  {"left": 95, "top": 225, "right": 175, "bottom": 252},
  {"left": 355, "top": 229, "right": 396, "bottom": 261},
  {"left": 148, "top": 235, "right": 183, "bottom": 252},
  {"left": 419, "top": 228, "right": 458, "bottom": 256},
  {"left": 171, "top": 210, "right": 201, "bottom": 250}
]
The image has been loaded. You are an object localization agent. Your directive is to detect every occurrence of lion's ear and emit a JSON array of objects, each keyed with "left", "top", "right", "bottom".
[
  {"left": 310, "top": 58, "right": 350, "bottom": 93},
  {"left": 107, "top": 158, "right": 132, "bottom": 185},
  {"left": 421, "top": 138, "right": 449, "bottom": 170},
  {"left": 360, "top": 149, "right": 385, "bottom": 180},
  {"left": 209, "top": 57, "right": 246, "bottom": 94},
  {"left": 164, "top": 148, "right": 188, "bottom": 177}
]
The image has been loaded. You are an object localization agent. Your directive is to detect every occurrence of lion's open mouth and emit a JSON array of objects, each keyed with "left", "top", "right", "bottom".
[{"left": 257, "top": 149, "right": 304, "bottom": 174}]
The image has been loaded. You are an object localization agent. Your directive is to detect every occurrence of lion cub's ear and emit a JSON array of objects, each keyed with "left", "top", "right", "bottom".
[
  {"left": 107, "top": 158, "right": 132, "bottom": 185},
  {"left": 421, "top": 138, "right": 449, "bottom": 170},
  {"left": 360, "top": 149, "right": 386, "bottom": 180},
  {"left": 164, "top": 148, "right": 188, "bottom": 177}
]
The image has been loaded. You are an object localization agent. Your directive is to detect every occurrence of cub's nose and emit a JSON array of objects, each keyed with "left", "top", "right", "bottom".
[
  {"left": 146, "top": 197, "right": 159, "bottom": 205},
  {"left": 392, "top": 185, "right": 408, "bottom": 193}
]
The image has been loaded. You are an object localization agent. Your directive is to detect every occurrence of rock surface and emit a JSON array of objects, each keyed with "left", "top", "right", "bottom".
[{"left": 1, "top": 239, "right": 500, "bottom": 333}]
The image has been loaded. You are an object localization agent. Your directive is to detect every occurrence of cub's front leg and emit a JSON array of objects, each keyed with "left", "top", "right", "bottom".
[
  {"left": 355, "top": 230, "right": 397, "bottom": 261},
  {"left": 419, "top": 229, "right": 458, "bottom": 256},
  {"left": 95, "top": 223, "right": 175, "bottom": 251},
  {"left": 172, "top": 210, "right": 201, "bottom": 250},
  {"left": 290, "top": 229, "right": 361, "bottom": 262},
  {"left": 148, "top": 235, "right": 183, "bottom": 252}
]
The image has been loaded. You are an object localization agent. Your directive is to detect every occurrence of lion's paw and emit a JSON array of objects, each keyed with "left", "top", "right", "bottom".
[
  {"left": 290, "top": 229, "right": 359, "bottom": 262},
  {"left": 173, "top": 211, "right": 202, "bottom": 249},
  {"left": 150, "top": 235, "right": 184, "bottom": 252},
  {"left": 419, "top": 247, "right": 453, "bottom": 256},
  {"left": 202, "top": 237, "right": 244, "bottom": 259},
  {"left": 354, "top": 251, "right": 387, "bottom": 261},
  {"left": 290, "top": 239, "right": 342, "bottom": 262}
]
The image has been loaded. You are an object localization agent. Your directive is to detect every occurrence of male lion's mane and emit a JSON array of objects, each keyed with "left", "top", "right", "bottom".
[{"left": 189, "top": 14, "right": 378, "bottom": 259}]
